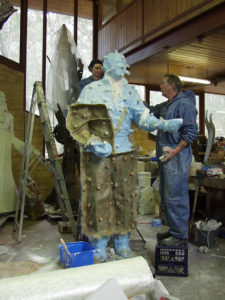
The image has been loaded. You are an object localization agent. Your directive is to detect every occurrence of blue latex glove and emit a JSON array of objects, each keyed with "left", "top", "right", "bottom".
[{"left": 86, "top": 141, "right": 112, "bottom": 158}]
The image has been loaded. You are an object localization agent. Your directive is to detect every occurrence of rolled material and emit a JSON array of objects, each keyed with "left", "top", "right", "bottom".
[{"left": 0, "top": 256, "right": 154, "bottom": 300}]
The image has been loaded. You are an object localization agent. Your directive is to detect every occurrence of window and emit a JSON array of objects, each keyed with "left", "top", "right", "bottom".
[
  {"left": 195, "top": 95, "right": 199, "bottom": 127},
  {"left": 26, "top": 7, "right": 43, "bottom": 113},
  {"left": 131, "top": 84, "right": 145, "bottom": 101},
  {"left": 149, "top": 90, "right": 167, "bottom": 106},
  {"left": 0, "top": 3, "right": 20, "bottom": 62},
  {"left": 205, "top": 93, "right": 225, "bottom": 137},
  {"left": 77, "top": 17, "right": 93, "bottom": 78},
  {"left": 149, "top": 90, "right": 167, "bottom": 135}
]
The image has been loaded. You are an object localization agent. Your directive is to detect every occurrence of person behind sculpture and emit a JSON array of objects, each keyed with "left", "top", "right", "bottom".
[
  {"left": 66, "top": 51, "right": 183, "bottom": 262},
  {"left": 148, "top": 74, "right": 198, "bottom": 246},
  {"left": 77, "top": 59, "right": 103, "bottom": 95}
]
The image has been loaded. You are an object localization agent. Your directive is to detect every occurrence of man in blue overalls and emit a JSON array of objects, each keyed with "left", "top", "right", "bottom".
[{"left": 149, "top": 74, "right": 198, "bottom": 246}]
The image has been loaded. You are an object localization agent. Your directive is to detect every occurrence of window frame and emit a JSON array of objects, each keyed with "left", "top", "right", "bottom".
[
  {"left": 204, "top": 91, "right": 225, "bottom": 138},
  {"left": 0, "top": 0, "right": 26, "bottom": 72}
]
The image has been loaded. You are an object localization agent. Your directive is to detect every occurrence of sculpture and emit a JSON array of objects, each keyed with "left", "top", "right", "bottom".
[
  {"left": 0, "top": 90, "right": 24, "bottom": 213},
  {"left": 0, "top": 90, "right": 39, "bottom": 214},
  {"left": 66, "top": 51, "right": 183, "bottom": 262}
]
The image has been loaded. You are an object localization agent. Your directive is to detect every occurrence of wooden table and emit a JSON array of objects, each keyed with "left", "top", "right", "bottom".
[
  {"left": 189, "top": 176, "right": 225, "bottom": 216},
  {"left": 200, "top": 177, "right": 225, "bottom": 215}
]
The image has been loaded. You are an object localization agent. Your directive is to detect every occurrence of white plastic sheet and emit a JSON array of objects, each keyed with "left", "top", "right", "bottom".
[
  {"left": 46, "top": 24, "right": 82, "bottom": 113},
  {"left": 195, "top": 219, "right": 222, "bottom": 231},
  {"left": 0, "top": 256, "right": 154, "bottom": 300}
]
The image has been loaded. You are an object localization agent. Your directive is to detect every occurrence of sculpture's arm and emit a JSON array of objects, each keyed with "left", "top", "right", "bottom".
[
  {"left": 127, "top": 88, "right": 183, "bottom": 132},
  {"left": 11, "top": 135, "right": 41, "bottom": 157}
]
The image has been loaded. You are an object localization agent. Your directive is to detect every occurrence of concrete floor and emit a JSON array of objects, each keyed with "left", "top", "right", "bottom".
[
  {"left": 0, "top": 214, "right": 225, "bottom": 300},
  {"left": 135, "top": 216, "right": 225, "bottom": 300}
]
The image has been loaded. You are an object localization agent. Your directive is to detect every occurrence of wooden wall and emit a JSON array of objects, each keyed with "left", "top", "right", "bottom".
[
  {"left": 0, "top": 63, "right": 53, "bottom": 202},
  {"left": 98, "top": 0, "right": 143, "bottom": 57},
  {"left": 98, "top": 0, "right": 224, "bottom": 58},
  {"left": 133, "top": 129, "right": 156, "bottom": 155}
]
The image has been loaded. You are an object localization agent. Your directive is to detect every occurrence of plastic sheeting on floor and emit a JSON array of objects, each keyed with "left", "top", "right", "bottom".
[{"left": 0, "top": 256, "right": 154, "bottom": 300}]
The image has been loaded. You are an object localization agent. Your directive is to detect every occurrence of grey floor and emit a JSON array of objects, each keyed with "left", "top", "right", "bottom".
[
  {"left": 0, "top": 214, "right": 225, "bottom": 300},
  {"left": 133, "top": 215, "right": 225, "bottom": 300}
]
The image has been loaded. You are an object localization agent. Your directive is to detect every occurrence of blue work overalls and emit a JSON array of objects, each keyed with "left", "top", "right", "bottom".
[{"left": 153, "top": 91, "right": 198, "bottom": 239}]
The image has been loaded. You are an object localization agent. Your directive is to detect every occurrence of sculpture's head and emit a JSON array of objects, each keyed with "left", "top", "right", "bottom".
[{"left": 103, "top": 50, "right": 130, "bottom": 81}]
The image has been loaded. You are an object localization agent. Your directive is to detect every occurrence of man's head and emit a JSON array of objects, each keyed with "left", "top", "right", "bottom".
[
  {"left": 88, "top": 59, "right": 103, "bottom": 80},
  {"left": 160, "top": 74, "right": 182, "bottom": 100},
  {"left": 103, "top": 51, "right": 130, "bottom": 81}
]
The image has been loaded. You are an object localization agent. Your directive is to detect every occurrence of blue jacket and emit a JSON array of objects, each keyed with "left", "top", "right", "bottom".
[
  {"left": 78, "top": 76, "right": 96, "bottom": 95},
  {"left": 149, "top": 90, "right": 198, "bottom": 158}
]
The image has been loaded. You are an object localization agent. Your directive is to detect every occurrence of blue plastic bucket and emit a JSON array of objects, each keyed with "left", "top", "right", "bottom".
[{"left": 59, "top": 241, "right": 95, "bottom": 268}]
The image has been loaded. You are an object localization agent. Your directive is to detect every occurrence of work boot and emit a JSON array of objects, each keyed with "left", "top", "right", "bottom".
[
  {"left": 160, "top": 235, "right": 188, "bottom": 247},
  {"left": 88, "top": 236, "right": 109, "bottom": 262},
  {"left": 156, "top": 231, "right": 171, "bottom": 241},
  {"left": 113, "top": 233, "right": 133, "bottom": 258}
]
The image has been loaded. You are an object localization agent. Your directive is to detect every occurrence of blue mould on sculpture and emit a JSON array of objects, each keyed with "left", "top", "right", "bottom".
[
  {"left": 66, "top": 51, "right": 183, "bottom": 262},
  {"left": 77, "top": 51, "right": 182, "bottom": 156}
]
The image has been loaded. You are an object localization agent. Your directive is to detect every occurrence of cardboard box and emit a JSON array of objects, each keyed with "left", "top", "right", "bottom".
[{"left": 210, "top": 150, "right": 225, "bottom": 160}]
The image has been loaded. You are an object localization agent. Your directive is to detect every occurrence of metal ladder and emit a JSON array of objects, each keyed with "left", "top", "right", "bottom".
[{"left": 15, "top": 81, "right": 76, "bottom": 242}]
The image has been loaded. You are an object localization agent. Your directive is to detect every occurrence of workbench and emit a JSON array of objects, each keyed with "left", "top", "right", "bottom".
[
  {"left": 200, "top": 177, "right": 225, "bottom": 215},
  {"left": 189, "top": 176, "right": 225, "bottom": 217}
]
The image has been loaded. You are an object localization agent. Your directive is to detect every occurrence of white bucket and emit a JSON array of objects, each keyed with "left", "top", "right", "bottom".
[
  {"left": 137, "top": 186, "right": 155, "bottom": 215},
  {"left": 189, "top": 162, "right": 202, "bottom": 176},
  {"left": 137, "top": 161, "right": 145, "bottom": 172},
  {"left": 138, "top": 172, "right": 151, "bottom": 187}
]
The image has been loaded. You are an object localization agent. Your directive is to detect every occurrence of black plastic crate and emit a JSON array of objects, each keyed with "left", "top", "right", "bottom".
[{"left": 155, "top": 243, "right": 188, "bottom": 277}]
